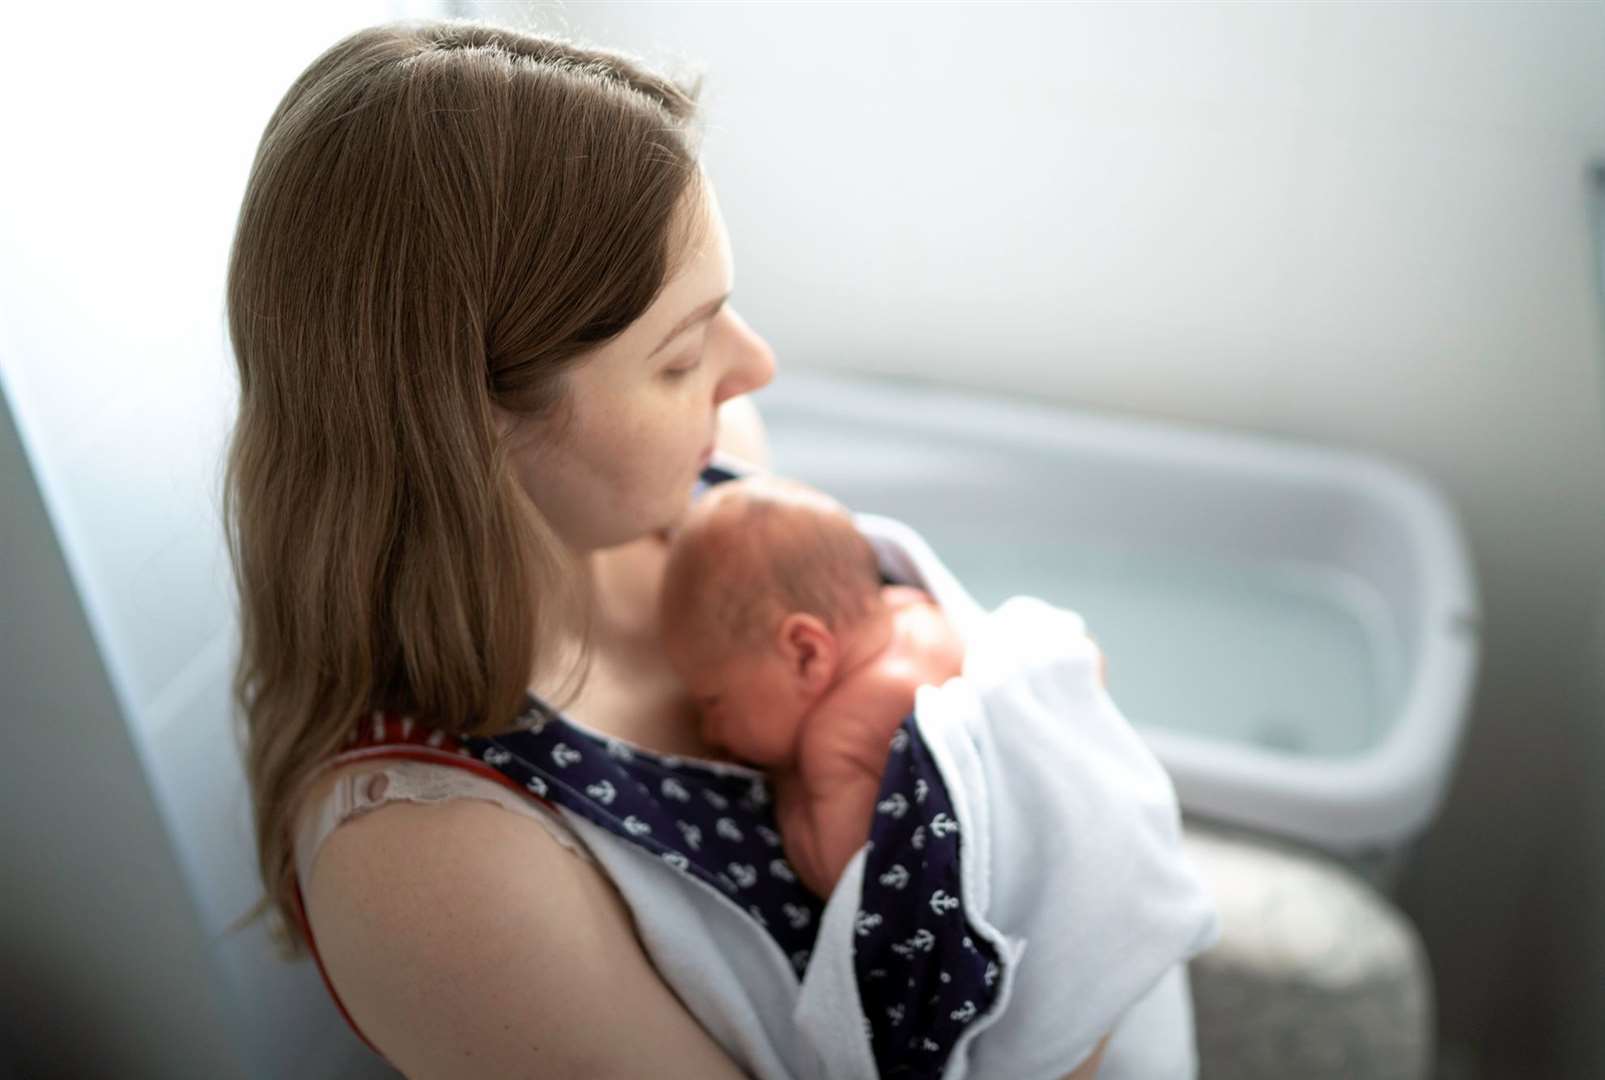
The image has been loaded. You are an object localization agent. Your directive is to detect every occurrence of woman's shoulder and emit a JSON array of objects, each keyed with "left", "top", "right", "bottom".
[{"left": 298, "top": 760, "right": 751, "bottom": 1077}]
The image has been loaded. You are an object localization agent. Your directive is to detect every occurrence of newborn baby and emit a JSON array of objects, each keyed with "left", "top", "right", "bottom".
[{"left": 657, "top": 473, "right": 968, "bottom": 899}]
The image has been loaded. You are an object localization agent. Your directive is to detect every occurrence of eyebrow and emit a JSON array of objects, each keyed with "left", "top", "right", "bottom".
[{"left": 649, "top": 291, "right": 732, "bottom": 357}]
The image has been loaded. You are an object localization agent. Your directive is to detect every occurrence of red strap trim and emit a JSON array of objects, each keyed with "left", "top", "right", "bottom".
[{"left": 291, "top": 715, "right": 562, "bottom": 1064}]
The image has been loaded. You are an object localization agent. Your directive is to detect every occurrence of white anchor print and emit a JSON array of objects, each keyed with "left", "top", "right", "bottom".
[
  {"left": 868, "top": 968, "right": 888, "bottom": 979},
  {"left": 717, "top": 873, "right": 737, "bottom": 892},
  {"left": 890, "top": 728, "right": 909, "bottom": 753},
  {"left": 930, "top": 812, "right": 959, "bottom": 839},
  {"left": 928, "top": 889, "right": 960, "bottom": 917},
  {"left": 920, "top": 1037, "right": 940, "bottom": 1052},
  {"left": 940, "top": 971, "right": 951, "bottom": 983},
  {"left": 747, "top": 904, "right": 767, "bottom": 928},
  {"left": 728, "top": 863, "right": 758, "bottom": 889},
  {"left": 525, "top": 775, "right": 549, "bottom": 797},
  {"left": 962, "top": 936, "right": 975, "bottom": 951},
  {"left": 715, "top": 817, "right": 743, "bottom": 842},
  {"left": 878, "top": 864, "right": 910, "bottom": 890},
  {"left": 984, "top": 961, "right": 999, "bottom": 987},
  {"left": 877, "top": 792, "right": 909, "bottom": 819},
  {"left": 755, "top": 824, "right": 782, "bottom": 847},
  {"left": 661, "top": 755, "right": 684, "bottom": 769},
  {"left": 584, "top": 779, "right": 617, "bottom": 805},
  {"left": 864, "top": 1017, "right": 874, "bottom": 1040},
  {"left": 769, "top": 858, "right": 797, "bottom": 883},
  {"left": 550, "top": 742, "right": 581, "bottom": 768},
  {"left": 604, "top": 739, "right": 633, "bottom": 760},
  {"left": 662, "top": 851, "right": 689, "bottom": 871},
  {"left": 745, "top": 779, "right": 770, "bottom": 806},
  {"left": 951, "top": 1001, "right": 977, "bottom": 1023},
  {"left": 792, "top": 949, "right": 811, "bottom": 973},
  {"left": 677, "top": 821, "right": 702, "bottom": 851},
  {"left": 660, "top": 777, "right": 691, "bottom": 802},
  {"left": 911, "top": 826, "right": 927, "bottom": 850},
  {"left": 887, "top": 1004, "right": 906, "bottom": 1026},
  {"left": 914, "top": 778, "right": 929, "bottom": 804},
  {"left": 782, "top": 903, "right": 811, "bottom": 929},
  {"left": 854, "top": 911, "right": 884, "bottom": 937},
  {"left": 892, "top": 941, "right": 915, "bottom": 959},
  {"left": 910, "top": 928, "right": 936, "bottom": 953},
  {"left": 703, "top": 788, "right": 730, "bottom": 810},
  {"left": 622, "top": 815, "right": 652, "bottom": 836},
  {"left": 482, "top": 746, "right": 512, "bottom": 767}
]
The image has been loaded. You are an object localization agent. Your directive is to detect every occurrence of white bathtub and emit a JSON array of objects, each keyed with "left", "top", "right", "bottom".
[{"left": 752, "top": 369, "right": 1480, "bottom": 866}]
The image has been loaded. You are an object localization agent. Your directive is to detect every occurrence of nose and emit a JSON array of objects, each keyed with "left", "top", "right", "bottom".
[{"left": 713, "top": 306, "right": 777, "bottom": 404}]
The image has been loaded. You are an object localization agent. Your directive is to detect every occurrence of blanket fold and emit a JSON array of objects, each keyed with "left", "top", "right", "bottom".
[{"left": 793, "top": 514, "right": 1222, "bottom": 1080}]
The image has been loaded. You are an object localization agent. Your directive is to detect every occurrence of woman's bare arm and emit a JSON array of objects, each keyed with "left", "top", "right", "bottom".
[{"left": 303, "top": 795, "right": 751, "bottom": 1079}]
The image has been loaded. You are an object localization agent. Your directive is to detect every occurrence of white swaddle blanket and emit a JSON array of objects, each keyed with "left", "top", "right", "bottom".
[
  {"left": 793, "top": 512, "right": 1223, "bottom": 1079},
  {"left": 546, "top": 507, "right": 1221, "bottom": 1079}
]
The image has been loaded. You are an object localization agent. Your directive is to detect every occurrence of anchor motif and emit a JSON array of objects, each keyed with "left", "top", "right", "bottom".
[
  {"left": 662, "top": 851, "right": 689, "bottom": 871},
  {"left": 782, "top": 902, "right": 811, "bottom": 929},
  {"left": 715, "top": 817, "right": 743, "bottom": 842},
  {"left": 910, "top": 928, "right": 936, "bottom": 953},
  {"left": 887, "top": 1004, "right": 906, "bottom": 1026},
  {"left": 660, "top": 777, "right": 691, "bottom": 802},
  {"left": 745, "top": 779, "right": 770, "bottom": 806},
  {"left": 769, "top": 858, "right": 797, "bottom": 883},
  {"left": 877, "top": 792, "right": 910, "bottom": 819},
  {"left": 728, "top": 862, "right": 757, "bottom": 889},
  {"left": 878, "top": 864, "right": 910, "bottom": 890},
  {"left": 604, "top": 739, "right": 633, "bottom": 760},
  {"left": 524, "top": 775, "right": 548, "bottom": 797},
  {"left": 584, "top": 779, "right": 616, "bottom": 805},
  {"left": 984, "top": 961, "right": 999, "bottom": 987},
  {"left": 914, "top": 778, "right": 929, "bottom": 804},
  {"left": 854, "top": 910, "right": 884, "bottom": 937},
  {"left": 755, "top": 824, "right": 782, "bottom": 847},
  {"left": 911, "top": 826, "right": 926, "bottom": 851},
  {"left": 792, "top": 949, "right": 812, "bottom": 974},
  {"left": 677, "top": 821, "right": 702, "bottom": 851},
  {"left": 930, "top": 812, "right": 959, "bottom": 839},
  {"left": 890, "top": 728, "right": 909, "bottom": 753},
  {"left": 550, "top": 742, "right": 581, "bottom": 768},
  {"left": 482, "top": 746, "right": 511, "bottom": 767},
  {"left": 703, "top": 788, "right": 730, "bottom": 811},
  {"left": 950, "top": 1000, "right": 977, "bottom": 1023},
  {"left": 747, "top": 904, "right": 768, "bottom": 927},
  {"left": 622, "top": 815, "right": 651, "bottom": 836},
  {"left": 928, "top": 889, "right": 960, "bottom": 916}
]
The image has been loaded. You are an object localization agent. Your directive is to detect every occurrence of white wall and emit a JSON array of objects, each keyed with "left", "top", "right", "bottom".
[
  {"left": 0, "top": 1, "right": 436, "bottom": 1075},
  {"left": 480, "top": 2, "right": 1605, "bottom": 1074}
]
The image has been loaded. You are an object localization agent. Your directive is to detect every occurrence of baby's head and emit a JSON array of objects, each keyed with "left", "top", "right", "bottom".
[{"left": 658, "top": 474, "right": 887, "bottom": 768}]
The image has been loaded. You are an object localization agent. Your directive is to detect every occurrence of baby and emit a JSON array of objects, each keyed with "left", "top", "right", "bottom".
[{"left": 657, "top": 473, "right": 969, "bottom": 899}]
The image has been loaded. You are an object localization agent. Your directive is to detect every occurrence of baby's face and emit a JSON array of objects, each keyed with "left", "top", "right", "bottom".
[{"left": 672, "top": 645, "right": 802, "bottom": 769}]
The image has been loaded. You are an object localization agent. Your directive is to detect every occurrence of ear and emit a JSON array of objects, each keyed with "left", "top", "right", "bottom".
[{"left": 777, "top": 613, "right": 836, "bottom": 693}]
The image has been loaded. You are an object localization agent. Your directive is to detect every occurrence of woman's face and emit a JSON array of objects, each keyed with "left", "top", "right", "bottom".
[{"left": 498, "top": 178, "right": 776, "bottom": 553}]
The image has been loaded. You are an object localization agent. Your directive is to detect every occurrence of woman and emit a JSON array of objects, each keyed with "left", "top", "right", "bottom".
[{"left": 224, "top": 18, "right": 1114, "bottom": 1077}]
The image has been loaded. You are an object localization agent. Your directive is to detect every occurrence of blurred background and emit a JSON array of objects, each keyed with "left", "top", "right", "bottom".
[{"left": 1, "top": 1, "right": 1601, "bottom": 1077}]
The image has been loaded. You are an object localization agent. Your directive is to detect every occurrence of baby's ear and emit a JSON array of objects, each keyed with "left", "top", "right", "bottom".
[{"left": 779, "top": 613, "right": 836, "bottom": 690}]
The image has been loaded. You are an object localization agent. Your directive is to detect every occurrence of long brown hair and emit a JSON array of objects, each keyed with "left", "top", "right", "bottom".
[{"left": 221, "top": 16, "right": 708, "bottom": 959}]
